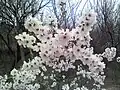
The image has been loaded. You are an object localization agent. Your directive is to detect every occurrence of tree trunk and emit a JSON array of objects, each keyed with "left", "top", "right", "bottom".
[{"left": 17, "top": 43, "right": 20, "bottom": 63}]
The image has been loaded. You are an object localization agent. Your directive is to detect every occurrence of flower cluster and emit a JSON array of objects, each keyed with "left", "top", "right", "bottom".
[
  {"left": 117, "top": 57, "right": 120, "bottom": 62},
  {"left": 7, "top": 57, "right": 42, "bottom": 90},
  {"left": 17, "top": 11, "right": 106, "bottom": 75},
  {"left": 0, "top": 75, "right": 12, "bottom": 90},
  {"left": 15, "top": 32, "right": 36, "bottom": 48},
  {"left": 102, "top": 47, "right": 116, "bottom": 61},
  {"left": 24, "top": 17, "right": 43, "bottom": 34},
  {"left": 0, "top": 11, "right": 117, "bottom": 90}
]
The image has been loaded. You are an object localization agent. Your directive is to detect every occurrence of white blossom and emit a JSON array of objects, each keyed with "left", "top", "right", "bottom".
[
  {"left": 0, "top": 11, "right": 118, "bottom": 90},
  {"left": 62, "top": 84, "right": 70, "bottom": 90},
  {"left": 81, "top": 86, "right": 88, "bottom": 90},
  {"left": 117, "top": 57, "right": 120, "bottom": 62}
]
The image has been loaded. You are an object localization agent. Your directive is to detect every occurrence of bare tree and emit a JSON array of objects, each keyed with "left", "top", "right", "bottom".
[
  {"left": 49, "top": 0, "right": 88, "bottom": 30},
  {"left": 0, "top": 0, "right": 50, "bottom": 72},
  {"left": 88, "top": 0, "right": 120, "bottom": 86},
  {"left": 90, "top": 0, "right": 118, "bottom": 53}
]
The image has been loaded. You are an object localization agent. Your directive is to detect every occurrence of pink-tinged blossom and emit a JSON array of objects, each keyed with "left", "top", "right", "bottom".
[
  {"left": 55, "top": 29, "right": 72, "bottom": 46},
  {"left": 1, "top": 11, "right": 117, "bottom": 90}
]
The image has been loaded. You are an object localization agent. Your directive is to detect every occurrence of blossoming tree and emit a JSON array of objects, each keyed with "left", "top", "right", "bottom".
[{"left": 0, "top": 11, "right": 117, "bottom": 90}]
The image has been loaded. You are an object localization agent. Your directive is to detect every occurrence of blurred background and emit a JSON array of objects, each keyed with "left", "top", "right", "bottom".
[{"left": 0, "top": 0, "right": 120, "bottom": 89}]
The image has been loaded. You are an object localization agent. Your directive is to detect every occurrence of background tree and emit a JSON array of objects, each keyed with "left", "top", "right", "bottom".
[
  {"left": 88, "top": 0, "right": 120, "bottom": 87},
  {"left": 0, "top": 0, "right": 50, "bottom": 74},
  {"left": 90, "top": 0, "right": 117, "bottom": 53},
  {"left": 44, "top": 0, "right": 89, "bottom": 30}
]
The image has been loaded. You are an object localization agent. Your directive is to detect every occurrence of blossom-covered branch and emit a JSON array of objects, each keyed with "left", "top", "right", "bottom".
[{"left": 0, "top": 11, "right": 117, "bottom": 90}]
